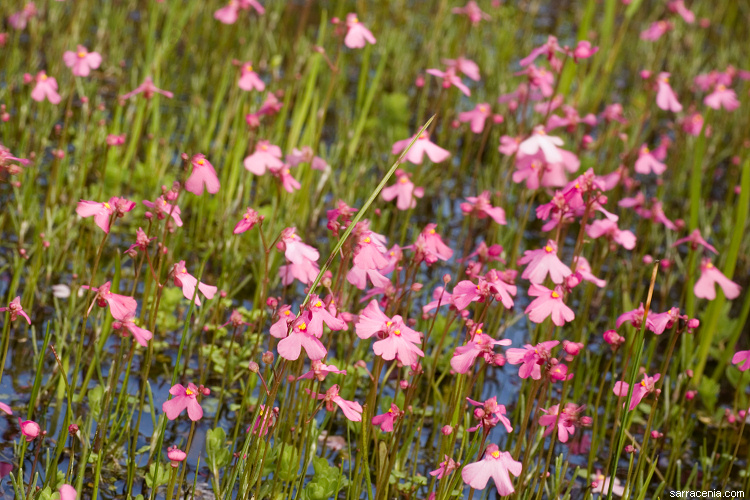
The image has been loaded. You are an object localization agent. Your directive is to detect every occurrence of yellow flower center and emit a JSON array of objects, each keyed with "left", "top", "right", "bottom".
[
  {"left": 41, "top": 74, "right": 48, "bottom": 81},
  {"left": 284, "top": 310, "right": 291, "bottom": 316},
  {"left": 491, "top": 450, "right": 500, "bottom": 459},
  {"left": 162, "top": 199, "right": 167, "bottom": 206},
  {"left": 551, "top": 291, "right": 560, "bottom": 298},
  {"left": 314, "top": 300, "right": 322, "bottom": 307},
  {"left": 419, "top": 133, "right": 427, "bottom": 139},
  {"left": 545, "top": 245, "right": 553, "bottom": 253},
  {"left": 261, "top": 144, "right": 268, "bottom": 151},
  {"left": 181, "top": 268, "right": 187, "bottom": 274},
  {"left": 393, "top": 329, "right": 401, "bottom": 336},
  {"left": 642, "top": 147, "right": 650, "bottom": 154},
  {"left": 77, "top": 51, "right": 87, "bottom": 58},
  {"left": 429, "top": 229, "right": 436, "bottom": 234},
  {"left": 476, "top": 328, "right": 482, "bottom": 334},
  {"left": 245, "top": 65, "right": 253, "bottom": 72},
  {"left": 399, "top": 176, "right": 408, "bottom": 184},
  {"left": 640, "top": 380, "right": 646, "bottom": 387},
  {"left": 707, "top": 262, "right": 714, "bottom": 269},
  {"left": 386, "top": 321, "right": 392, "bottom": 327},
  {"left": 298, "top": 322, "right": 307, "bottom": 331},
  {"left": 103, "top": 202, "right": 111, "bottom": 209},
  {"left": 479, "top": 105, "right": 487, "bottom": 113},
  {"left": 185, "top": 388, "right": 194, "bottom": 395},
  {"left": 197, "top": 159, "right": 205, "bottom": 165},
  {"left": 363, "top": 237, "right": 371, "bottom": 243}
]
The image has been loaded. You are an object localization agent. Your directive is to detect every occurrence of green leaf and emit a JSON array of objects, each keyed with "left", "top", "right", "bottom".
[
  {"left": 89, "top": 385, "right": 103, "bottom": 419},
  {"left": 278, "top": 446, "right": 300, "bottom": 482},
  {"left": 698, "top": 377, "right": 720, "bottom": 414},
  {"left": 145, "top": 462, "right": 170, "bottom": 488},
  {"left": 302, "top": 456, "right": 347, "bottom": 500},
  {"left": 205, "top": 427, "right": 231, "bottom": 472}
]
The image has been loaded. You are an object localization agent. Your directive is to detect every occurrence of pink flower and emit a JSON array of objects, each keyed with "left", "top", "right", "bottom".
[
  {"left": 297, "top": 360, "right": 347, "bottom": 381},
  {"left": 429, "top": 456, "right": 460, "bottom": 479},
  {"left": 519, "top": 35, "right": 563, "bottom": 67},
  {"left": 185, "top": 154, "right": 220, "bottom": 195},
  {"left": 451, "top": 1, "right": 491, "bottom": 25},
  {"left": 704, "top": 84, "right": 740, "bottom": 111},
  {"left": 466, "top": 396, "right": 513, "bottom": 433},
  {"left": 732, "top": 350, "right": 750, "bottom": 371},
  {"left": 172, "top": 261, "right": 218, "bottom": 306},
  {"left": 113, "top": 313, "right": 153, "bottom": 347},
  {"left": 162, "top": 383, "right": 209, "bottom": 421},
  {"left": 461, "top": 191, "right": 506, "bottom": 225},
  {"left": 234, "top": 208, "right": 263, "bottom": 234},
  {"left": 381, "top": 170, "right": 424, "bottom": 210},
  {"left": 538, "top": 403, "right": 589, "bottom": 443},
  {"left": 86, "top": 281, "right": 137, "bottom": 321},
  {"left": 30, "top": 71, "right": 61, "bottom": 104},
  {"left": 0, "top": 296, "right": 30, "bottom": 324},
  {"left": 277, "top": 315, "right": 327, "bottom": 361},
  {"left": 308, "top": 384, "right": 362, "bottom": 422},
  {"left": 355, "top": 300, "right": 424, "bottom": 365},
  {"left": 8, "top": 3, "right": 37, "bottom": 30},
  {"left": 672, "top": 228, "right": 717, "bottom": 254},
  {"left": 286, "top": 146, "right": 327, "bottom": 171},
  {"left": 392, "top": 132, "right": 451, "bottom": 165},
  {"left": 591, "top": 470, "right": 625, "bottom": 496},
  {"left": 58, "top": 485, "right": 77, "bottom": 500},
  {"left": 106, "top": 134, "right": 126, "bottom": 146},
  {"left": 268, "top": 164, "right": 301, "bottom": 193},
  {"left": 443, "top": 56, "right": 481, "bottom": 81},
  {"left": 613, "top": 372, "right": 660, "bottom": 410},
  {"left": 237, "top": 61, "right": 265, "bottom": 91},
  {"left": 214, "top": 1, "right": 241, "bottom": 24},
  {"left": 572, "top": 40, "right": 599, "bottom": 61},
  {"left": 76, "top": 197, "right": 135, "bottom": 233},
  {"left": 426, "top": 67, "right": 471, "bottom": 96},
  {"left": 450, "top": 327, "right": 511, "bottom": 374},
  {"left": 655, "top": 73, "right": 682, "bottom": 112},
  {"left": 371, "top": 404, "right": 402, "bottom": 432},
  {"left": 640, "top": 20, "right": 672, "bottom": 41},
  {"left": 461, "top": 444, "right": 521, "bottom": 495},
  {"left": 277, "top": 228, "right": 320, "bottom": 285},
  {"left": 243, "top": 140, "right": 284, "bottom": 175},
  {"left": 458, "top": 103, "right": 492, "bottom": 133},
  {"left": 120, "top": 76, "right": 173, "bottom": 100},
  {"left": 586, "top": 219, "right": 636, "bottom": 250},
  {"left": 167, "top": 446, "right": 186, "bottom": 468},
  {"left": 143, "top": 196, "right": 183, "bottom": 227},
  {"left": 0, "top": 402, "right": 12, "bottom": 415},
  {"left": 18, "top": 418, "right": 41, "bottom": 441},
  {"left": 62, "top": 45, "right": 102, "bottom": 77},
  {"left": 518, "top": 126, "right": 564, "bottom": 163},
  {"left": 506, "top": 340, "right": 559, "bottom": 379},
  {"left": 517, "top": 240, "right": 572, "bottom": 284},
  {"left": 694, "top": 258, "right": 741, "bottom": 300},
  {"left": 305, "top": 294, "right": 347, "bottom": 336},
  {"left": 668, "top": 1, "right": 695, "bottom": 23},
  {"left": 270, "top": 304, "right": 295, "bottom": 338},
  {"left": 344, "top": 13, "right": 376, "bottom": 48},
  {"left": 634, "top": 144, "right": 666, "bottom": 175},
  {"left": 572, "top": 256, "right": 606, "bottom": 287}
]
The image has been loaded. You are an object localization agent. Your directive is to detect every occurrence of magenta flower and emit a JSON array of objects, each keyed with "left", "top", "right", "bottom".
[
  {"left": 238, "top": 61, "right": 264, "bottom": 91},
  {"left": 167, "top": 446, "right": 187, "bottom": 468},
  {"left": 233, "top": 207, "right": 263, "bottom": 234},
  {"left": 461, "top": 191, "right": 506, "bottom": 225},
  {"left": 704, "top": 84, "right": 740, "bottom": 111},
  {"left": 381, "top": 170, "right": 424, "bottom": 210},
  {"left": 268, "top": 164, "right": 301, "bottom": 193},
  {"left": 344, "top": 13, "right": 376, "bottom": 49},
  {"left": 450, "top": 327, "right": 511, "bottom": 374},
  {"left": 466, "top": 396, "right": 513, "bottom": 433},
  {"left": 655, "top": 73, "right": 682, "bottom": 112},
  {"left": 297, "top": 359, "right": 347, "bottom": 381},
  {"left": 243, "top": 140, "right": 284, "bottom": 175},
  {"left": 308, "top": 384, "right": 362, "bottom": 422},
  {"left": 0, "top": 144, "right": 31, "bottom": 174},
  {"left": 62, "top": 45, "right": 102, "bottom": 77},
  {"left": 162, "top": 383, "right": 209, "bottom": 421},
  {"left": 634, "top": 145, "right": 666, "bottom": 175},
  {"left": 547, "top": 105, "right": 597, "bottom": 132},
  {"left": 506, "top": 340, "right": 559, "bottom": 380},
  {"left": 640, "top": 20, "right": 672, "bottom": 41},
  {"left": 416, "top": 224, "right": 454, "bottom": 262},
  {"left": 30, "top": 71, "right": 61, "bottom": 104},
  {"left": 672, "top": 228, "right": 717, "bottom": 254},
  {"left": 270, "top": 304, "right": 295, "bottom": 338},
  {"left": 668, "top": 0, "right": 695, "bottom": 23},
  {"left": 426, "top": 66, "right": 471, "bottom": 96},
  {"left": 86, "top": 281, "right": 137, "bottom": 321},
  {"left": 586, "top": 219, "right": 636, "bottom": 250},
  {"left": 391, "top": 132, "right": 451, "bottom": 165},
  {"left": 451, "top": 274, "right": 516, "bottom": 311},
  {"left": 18, "top": 418, "right": 41, "bottom": 441},
  {"left": 694, "top": 258, "right": 741, "bottom": 300},
  {"left": 647, "top": 307, "right": 684, "bottom": 335},
  {"left": 572, "top": 40, "right": 599, "bottom": 61},
  {"left": 143, "top": 196, "right": 183, "bottom": 227},
  {"left": 355, "top": 300, "right": 424, "bottom": 365},
  {"left": 517, "top": 240, "right": 572, "bottom": 284},
  {"left": 172, "top": 261, "right": 218, "bottom": 306},
  {"left": 0, "top": 296, "right": 30, "bottom": 324},
  {"left": 106, "top": 134, "right": 126, "bottom": 146},
  {"left": 113, "top": 313, "right": 153, "bottom": 347},
  {"left": 518, "top": 126, "right": 564, "bottom": 163},
  {"left": 613, "top": 372, "right": 661, "bottom": 410},
  {"left": 185, "top": 154, "right": 220, "bottom": 195},
  {"left": 58, "top": 485, "right": 77, "bottom": 500},
  {"left": 120, "top": 76, "right": 173, "bottom": 100},
  {"left": 538, "top": 403, "right": 589, "bottom": 443},
  {"left": 524, "top": 283, "right": 575, "bottom": 326},
  {"left": 732, "top": 350, "right": 750, "bottom": 371},
  {"left": 277, "top": 316, "right": 327, "bottom": 361},
  {"left": 0, "top": 402, "right": 12, "bottom": 415},
  {"left": 371, "top": 404, "right": 402, "bottom": 432},
  {"left": 461, "top": 444, "right": 521, "bottom": 495},
  {"left": 429, "top": 456, "right": 460, "bottom": 479},
  {"left": 451, "top": 1, "right": 491, "bottom": 25},
  {"left": 615, "top": 303, "right": 660, "bottom": 332},
  {"left": 458, "top": 103, "right": 492, "bottom": 133}
]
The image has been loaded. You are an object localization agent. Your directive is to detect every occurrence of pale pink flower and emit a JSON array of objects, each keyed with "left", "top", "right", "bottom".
[
  {"left": 270, "top": 304, "right": 295, "bottom": 339},
  {"left": 672, "top": 228, "right": 718, "bottom": 254},
  {"left": 411, "top": 224, "right": 453, "bottom": 263},
  {"left": 392, "top": 132, "right": 451, "bottom": 165},
  {"left": 655, "top": 73, "right": 682, "bottom": 112},
  {"left": 668, "top": 1, "right": 695, "bottom": 23},
  {"left": 572, "top": 256, "right": 606, "bottom": 287},
  {"left": 286, "top": 146, "right": 327, "bottom": 170},
  {"left": 640, "top": 20, "right": 672, "bottom": 41},
  {"left": 450, "top": 327, "right": 511, "bottom": 374},
  {"left": 524, "top": 284, "right": 575, "bottom": 326},
  {"left": 498, "top": 135, "right": 521, "bottom": 156},
  {"left": 586, "top": 219, "right": 636, "bottom": 250},
  {"left": 113, "top": 313, "right": 153, "bottom": 347},
  {"left": 106, "top": 134, "right": 126, "bottom": 146},
  {"left": 143, "top": 196, "right": 183, "bottom": 227},
  {"left": 682, "top": 112, "right": 705, "bottom": 136},
  {"left": 381, "top": 170, "right": 424, "bottom": 210},
  {"left": 519, "top": 35, "right": 563, "bottom": 67},
  {"left": 591, "top": 470, "right": 625, "bottom": 496},
  {"left": 459, "top": 103, "right": 492, "bottom": 133},
  {"left": 308, "top": 384, "right": 362, "bottom": 421},
  {"left": 238, "top": 62, "right": 265, "bottom": 91},
  {"left": 185, "top": 154, "right": 220, "bottom": 195},
  {"left": 461, "top": 191, "right": 506, "bottom": 225},
  {"left": 234, "top": 208, "right": 263, "bottom": 234},
  {"left": 86, "top": 281, "right": 137, "bottom": 320},
  {"left": 30, "top": 71, "right": 61, "bottom": 104},
  {"left": 8, "top": 3, "right": 37, "bottom": 30},
  {"left": 344, "top": 13, "right": 376, "bottom": 49},
  {"left": 0, "top": 296, "right": 30, "bottom": 324},
  {"left": 506, "top": 340, "right": 559, "bottom": 380},
  {"left": 243, "top": 140, "right": 284, "bottom": 175},
  {"left": 305, "top": 294, "right": 347, "bottom": 336},
  {"left": 268, "top": 163, "right": 301, "bottom": 193},
  {"left": 518, "top": 126, "right": 564, "bottom": 163},
  {"left": 694, "top": 258, "right": 741, "bottom": 300},
  {"left": 297, "top": 360, "right": 347, "bottom": 381},
  {"left": 442, "top": 56, "right": 481, "bottom": 81},
  {"left": 162, "top": 383, "right": 209, "bottom": 421},
  {"left": 634, "top": 144, "right": 666, "bottom": 175},
  {"left": 451, "top": 1, "right": 491, "bottom": 25},
  {"left": 214, "top": 0, "right": 264, "bottom": 24},
  {"left": 62, "top": 45, "right": 102, "bottom": 77},
  {"left": 277, "top": 315, "right": 327, "bottom": 361},
  {"left": 58, "top": 485, "right": 77, "bottom": 500},
  {"left": 572, "top": 40, "right": 599, "bottom": 61},
  {"left": 0, "top": 402, "right": 12, "bottom": 415},
  {"left": 429, "top": 456, "right": 460, "bottom": 479},
  {"left": 466, "top": 396, "right": 513, "bottom": 433},
  {"left": 172, "top": 261, "right": 218, "bottom": 306},
  {"left": 538, "top": 403, "right": 589, "bottom": 443},
  {"left": 704, "top": 84, "right": 740, "bottom": 111},
  {"left": 120, "top": 76, "right": 173, "bottom": 100},
  {"left": 355, "top": 300, "right": 423, "bottom": 365},
  {"left": 613, "top": 372, "right": 660, "bottom": 410},
  {"left": 461, "top": 444, "right": 521, "bottom": 494},
  {"left": 517, "top": 240, "right": 572, "bottom": 284},
  {"left": 76, "top": 197, "right": 134, "bottom": 233},
  {"left": 426, "top": 67, "right": 471, "bottom": 96},
  {"left": 277, "top": 228, "right": 320, "bottom": 285}
]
